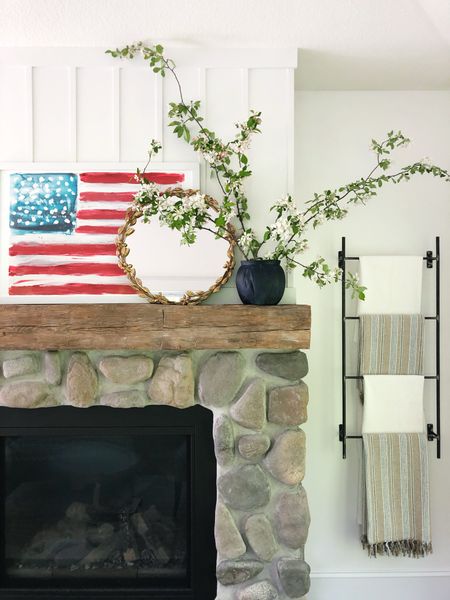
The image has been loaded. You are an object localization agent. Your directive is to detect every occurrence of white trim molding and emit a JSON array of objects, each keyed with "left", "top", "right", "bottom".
[
  {"left": 0, "top": 47, "right": 298, "bottom": 69},
  {"left": 309, "top": 571, "right": 450, "bottom": 600}
]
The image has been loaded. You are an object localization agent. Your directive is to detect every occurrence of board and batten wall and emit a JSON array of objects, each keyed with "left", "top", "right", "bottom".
[
  {"left": 0, "top": 47, "right": 296, "bottom": 272},
  {"left": 296, "top": 91, "right": 450, "bottom": 600}
]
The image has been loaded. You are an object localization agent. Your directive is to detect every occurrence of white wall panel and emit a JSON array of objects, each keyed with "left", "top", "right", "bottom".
[
  {"left": 76, "top": 66, "right": 116, "bottom": 162},
  {"left": 205, "top": 68, "right": 248, "bottom": 138},
  {"left": 162, "top": 67, "right": 202, "bottom": 163},
  {"left": 119, "top": 67, "right": 160, "bottom": 162},
  {"left": 0, "top": 66, "right": 32, "bottom": 161},
  {"left": 0, "top": 48, "right": 296, "bottom": 177},
  {"left": 204, "top": 68, "right": 248, "bottom": 198},
  {"left": 33, "top": 66, "right": 73, "bottom": 161},
  {"left": 247, "top": 68, "right": 291, "bottom": 238}
]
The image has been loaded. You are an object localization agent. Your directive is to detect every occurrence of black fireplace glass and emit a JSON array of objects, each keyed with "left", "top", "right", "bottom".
[
  {"left": 0, "top": 405, "right": 217, "bottom": 599},
  {"left": 5, "top": 434, "right": 189, "bottom": 582}
]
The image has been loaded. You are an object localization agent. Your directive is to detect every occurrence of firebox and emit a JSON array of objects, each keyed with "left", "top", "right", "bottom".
[{"left": 0, "top": 405, "right": 217, "bottom": 600}]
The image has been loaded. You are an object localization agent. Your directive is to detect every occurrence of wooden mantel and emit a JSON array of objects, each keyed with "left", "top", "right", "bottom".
[{"left": 0, "top": 304, "right": 311, "bottom": 350}]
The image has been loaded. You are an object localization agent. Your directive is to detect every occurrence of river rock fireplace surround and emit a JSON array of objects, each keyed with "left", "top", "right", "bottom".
[{"left": 0, "top": 303, "right": 311, "bottom": 600}]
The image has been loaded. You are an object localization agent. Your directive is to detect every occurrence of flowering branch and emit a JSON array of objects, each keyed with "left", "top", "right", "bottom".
[
  {"left": 107, "top": 42, "right": 260, "bottom": 255},
  {"left": 107, "top": 43, "right": 450, "bottom": 299}
]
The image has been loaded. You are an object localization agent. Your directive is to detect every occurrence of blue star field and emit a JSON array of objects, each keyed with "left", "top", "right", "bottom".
[{"left": 10, "top": 173, "right": 78, "bottom": 234}]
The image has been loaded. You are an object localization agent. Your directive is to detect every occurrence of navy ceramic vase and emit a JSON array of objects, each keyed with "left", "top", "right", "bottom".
[{"left": 236, "top": 259, "right": 286, "bottom": 305}]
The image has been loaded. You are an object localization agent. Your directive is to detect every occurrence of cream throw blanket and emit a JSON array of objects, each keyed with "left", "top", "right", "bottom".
[
  {"left": 358, "top": 256, "right": 423, "bottom": 315},
  {"left": 362, "top": 375, "right": 425, "bottom": 433}
]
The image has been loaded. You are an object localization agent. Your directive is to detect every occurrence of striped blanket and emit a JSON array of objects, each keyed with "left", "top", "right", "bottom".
[
  {"left": 362, "top": 433, "right": 432, "bottom": 557},
  {"left": 359, "top": 314, "right": 424, "bottom": 375}
]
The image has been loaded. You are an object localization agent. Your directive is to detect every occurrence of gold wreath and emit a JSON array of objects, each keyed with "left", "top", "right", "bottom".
[{"left": 116, "top": 188, "right": 236, "bottom": 305}]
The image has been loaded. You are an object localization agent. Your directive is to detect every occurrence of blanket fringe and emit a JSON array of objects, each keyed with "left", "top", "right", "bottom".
[{"left": 361, "top": 536, "right": 433, "bottom": 558}]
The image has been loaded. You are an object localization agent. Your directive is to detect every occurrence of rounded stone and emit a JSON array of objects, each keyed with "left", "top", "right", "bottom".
[
  {"left": 214, "top": 502, "right": 246, "bottom": 559},
  {"left": 147, "top": 354, "right": 194, "bottom": 408},
  {"left": 99, "top": 390, "right": 147, "bottom": 408},
  {"left": 218, "top": 465, "right": 270, "bottom": 510},
  {"left": 238, "top": 433, "right": 271, "bottom": 460},
  {"left": 264, "top": 430, "right": 306, "bottom": 485},
  {"left": 274, "top": 487, "right": 310, "bottom": 549},
  {"left": 0, "top": 381, "right": 52, "bottom": 408},
  {"left": 44, "top": 351, "right": 62, "bottom": 385},
  {"left": 256, "top": 352, "right": 308, "bottom": 381},
  {"left": 213, "top": 415, "right": 235, "bottom": 467},
  {"left": 237, "top": 580, "right": 279, "bottom": 600},
  {"left": 277, "top": 558, "right": 311, "bottom": 598},
  {"left": 66, "top": 352, "right": 98, "bottom": 408},
  {"left": 99, "top": 355, "right": 153, "bottom": 384},
  {"left": 3, "top": 355, "right": 39, "bottom": 379},
  {"left": 198, "top": 352, "right": 245, "bottom": 407},
  {"left": 268, "top": 383, "right": 308, "bottom": 426},
  {"left": 216, "top": 559, "right": 263, "bottom": 586},
  {"left": 244, "top": 513, "right": 278, "bottom": 561},
  {"left": 230, "top": 378, "right": 266, "bottom": 431}
]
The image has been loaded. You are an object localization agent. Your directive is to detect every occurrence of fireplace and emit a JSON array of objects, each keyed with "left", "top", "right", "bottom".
[
  {"left": 0, "top": 303, "right": 312, "bottom": 600},
  {"left": 0, "top": 405, "right": 216, "bottom": 599}
]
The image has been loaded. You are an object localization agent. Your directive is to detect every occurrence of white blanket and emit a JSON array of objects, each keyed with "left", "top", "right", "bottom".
[
  {"left": 362, "top": 375, "right": 425, "bottom": 433},
  {"left": 358, "top": 256, "right": 423, "bottom": 314}
]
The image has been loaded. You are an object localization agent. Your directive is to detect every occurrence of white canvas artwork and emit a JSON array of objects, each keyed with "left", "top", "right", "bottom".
[{"left": 0, "top": 162, "right": 229, "bottom": 303}]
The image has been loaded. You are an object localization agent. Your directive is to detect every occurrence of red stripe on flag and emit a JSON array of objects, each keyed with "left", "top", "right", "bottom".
[
  {"left": 77, "top": 209, "right": 127, "bottom": 220},
  {"left": 75, "top": 225, "right": 121, "bottom": 234},
  {"left": 9, "top": 263, "right": 124, "bottom": 276},
  {"left": 10, "top": 243, "right": 116, "bottom": 256},
  {"left": 80, "top": 191, "right": 135, "bottom": 202},
  {"left": 140, "top": 172, "right": 185, "bottom": 184},
  {"left": 9, "top": 283, "right": 136, "bottom": 295},
  {"left": 79, "top": 172, "right": 185, "bottom": 184}
]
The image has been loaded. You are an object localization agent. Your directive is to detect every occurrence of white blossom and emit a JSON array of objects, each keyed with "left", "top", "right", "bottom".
[
  {"left": 273, "top": 195, "right": 305, "bottom": 225},
  {"left": 269, "top": 216, "right": 293, "bottom": 243},
  {"left": 223, "top": 205, "right": 238, "bottom": 224},
  {"left": 273, "top": 194, "right": 292, "bottom": 210},
  {"left": 239, "top": 230, "right": 255, "bottom": 255},
  {"left": 201, "top": 150, "right": 217, "bottom": 165},
  {"left": 133, "top": 181, "right": 160, "bottom": 204},
  {"left": 236, "top": 137, "right": 251, "bottom": 153},
  {"left": 159, "top": 195, "right": 179, "bottom": 210},
  {"left": 171, "top": 207, "right": 185, "bottom": 220},
  {"left": 313, "top": 213, "right": 326, "bottom": 225},
  {"left": 182, "top": 192, "right": 208, "bottom": 213},
  {"left": 293, "top": 239, "right": 308, "bottom": 253},
  {"left": 332, "top": 266, "right": 343, "bottom": 280}
]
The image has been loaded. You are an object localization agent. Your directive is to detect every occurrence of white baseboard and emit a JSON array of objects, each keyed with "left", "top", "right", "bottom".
[
  {"left": 311, "top": 570, "right": 450, "bottom": 578},
  {"left": 308, "top": 572, "right": 450, "bottom": 600}
]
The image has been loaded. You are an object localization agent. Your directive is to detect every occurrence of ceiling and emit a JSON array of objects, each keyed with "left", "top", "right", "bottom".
[{"left": 1, "top": 0, "right": 449, "bottom": 90}]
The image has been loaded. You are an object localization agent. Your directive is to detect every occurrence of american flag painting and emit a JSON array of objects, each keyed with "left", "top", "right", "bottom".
[{"left": 4, "top": 165, "right": 197, "bottom": 299}]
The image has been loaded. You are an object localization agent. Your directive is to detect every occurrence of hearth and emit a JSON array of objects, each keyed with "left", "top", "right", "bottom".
[{"left": 0, "top": 405, "right": 216, "bottom": 600}]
